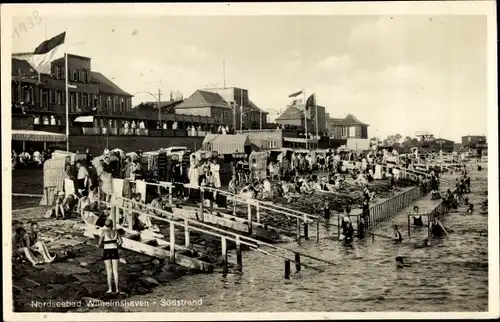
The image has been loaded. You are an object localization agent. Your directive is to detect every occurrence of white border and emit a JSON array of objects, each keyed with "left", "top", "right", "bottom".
[{"left": 1, "top": 2, "right": 498, "bottom": 321}]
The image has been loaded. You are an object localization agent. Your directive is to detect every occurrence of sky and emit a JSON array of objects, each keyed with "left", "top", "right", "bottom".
[{"left": 10, "top": 9, "right": 489, "bottom": 142}]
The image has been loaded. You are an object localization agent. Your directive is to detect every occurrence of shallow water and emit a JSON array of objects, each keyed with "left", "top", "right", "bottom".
[{"left": 126, "top": 166, "right": 489, "bottom": 312}]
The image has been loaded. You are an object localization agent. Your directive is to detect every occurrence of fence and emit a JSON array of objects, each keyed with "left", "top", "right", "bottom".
[
  {"left": 104, "top": 198, "right": 334, "bottom": 278},
  {"left": 407, "top": 177, "right": 470, "bottom": 238}
]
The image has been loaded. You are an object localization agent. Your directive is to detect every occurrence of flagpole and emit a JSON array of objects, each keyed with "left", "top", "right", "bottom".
[
  {"left": 65, "top": 52, "right": 69, "bottom": 151},
  {"left": 303, "top": 88, "right": 308, "bottom": 149}
]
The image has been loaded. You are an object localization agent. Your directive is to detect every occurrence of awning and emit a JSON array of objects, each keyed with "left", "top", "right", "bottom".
[
  {"left": 74, "top": 115, "right": 94, "bottom": 123},
  {"left": 209, "top": 134, "right": 250, "bottom": 154},
  {"left": 12, "top": 129, "right": 67, "bottom": 142}
]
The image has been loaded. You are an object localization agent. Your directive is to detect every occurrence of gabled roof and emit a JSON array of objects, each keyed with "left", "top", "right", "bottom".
[
  {"left": 276, "top": 105, "right": 304, "bottom": 120},
  {"left": 340, "top": 114, "right": 368, "bottom": 126},
  {"left": 326, "top": 114, "right": 369, "bottom": 126},
  {"left": 90, "top": 72, "right": 132, "bottom": 97},
  {"left": 326, "top": 117, "right": 344, "bottom": 126},
  {"left": 176, "top": 90, "right": 231, "bottom": 110}
]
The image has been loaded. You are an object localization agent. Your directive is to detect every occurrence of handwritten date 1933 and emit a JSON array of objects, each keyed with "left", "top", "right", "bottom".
[{"left": 12, "top": 10, "right": 43, "bottom": 39}]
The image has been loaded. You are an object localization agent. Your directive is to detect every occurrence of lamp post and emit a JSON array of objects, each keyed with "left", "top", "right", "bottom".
[{"left": 134, "top": 89, "right": 162, "bottom": 124}]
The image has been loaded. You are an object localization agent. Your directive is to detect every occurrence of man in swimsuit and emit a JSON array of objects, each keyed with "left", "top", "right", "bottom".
[{"left": 98, "top": 219, "right": 123, "bottom": 294}]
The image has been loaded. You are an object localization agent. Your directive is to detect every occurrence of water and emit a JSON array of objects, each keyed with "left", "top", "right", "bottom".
[{"left": 126, "top": 166, "right": 489, "bottom": 312}]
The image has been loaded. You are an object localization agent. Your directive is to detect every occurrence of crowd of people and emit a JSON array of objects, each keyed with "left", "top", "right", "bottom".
[{"left": 12, "top": 148, "right": 52, "bottom": 169}]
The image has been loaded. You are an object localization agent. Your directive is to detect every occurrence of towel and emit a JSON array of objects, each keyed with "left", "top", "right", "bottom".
[
  {"left": 64, "top": 178, "right": 75, "bottom": 196},
  {"left": 135, "top": 180, "right": 147, "bottom": 202}
]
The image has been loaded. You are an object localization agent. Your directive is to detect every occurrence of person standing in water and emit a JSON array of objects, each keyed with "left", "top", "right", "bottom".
[
  {"left": 412, "top": 206, "right": 424, "bottom": 227},
  {"left": 98, "top": 219, "right": 123, "bottom": 294},
  {"left": 392, "top": 225, "right": 403, "bottom": 243}
]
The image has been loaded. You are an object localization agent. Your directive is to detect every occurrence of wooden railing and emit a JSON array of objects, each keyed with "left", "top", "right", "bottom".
[{"left": 106, "top": 198, "right": 335, "bottom": 278}]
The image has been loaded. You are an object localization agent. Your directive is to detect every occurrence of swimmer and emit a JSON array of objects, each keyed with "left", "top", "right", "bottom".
[
  {"left": 412, "top": 206, "right": 424, "bottom": 227},
  {"left": 467, "top": 203, "right": 474, "bottom": 214},
  {"left": 392, "top": 225, "right": 403, "bottom": 243},
  {"left": 395, "top": 256, "right": 411, "bottom": 268},
  {"left": 414, "top": 238, "right": 432, "bottom": 249}
]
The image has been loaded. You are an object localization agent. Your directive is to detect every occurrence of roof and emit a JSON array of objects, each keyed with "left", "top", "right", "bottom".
[
  {"left": 90, "top": 72, "right": 132, "bottom": 97},
  {"left": 203, "top": 134, "right": 250, "bottom": 154},
  {"left": 326, "top": 118, "right": 344, "bottom": 126},
  {"left": 276, "top": 105, "right": 304, "bottom": 120},
  {"left": 202, "top": 133, "right": 219, "bottom": 145},
  {"left": 11, "top": 58, "right": 38, "bottom": 77},
  {"left": 12, "top": 129, "right": 67, "bottom": 142},
  {"left": 327, "top": 114, "right": 369, "bottom": 126},
  {"left": 247, "top": 100, "right": 269, "bottom": 115},
  {"left": 142, "top": 100, "right": 184, "bottom": 110},
  {"left": 340, "top": 114, "right": 368, "bottom": 126},
  {"left": 175, "top": 90, "right": 231, "bottom": 110}
]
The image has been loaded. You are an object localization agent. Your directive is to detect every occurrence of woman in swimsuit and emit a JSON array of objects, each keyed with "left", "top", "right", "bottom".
[
  {"left": 98, "top": 219, "right": 123, "bottom": 294},
  {"left": 412, "top": 206, "right": 424, "bottom": 227}
]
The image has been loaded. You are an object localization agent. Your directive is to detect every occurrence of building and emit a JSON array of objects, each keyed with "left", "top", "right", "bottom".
[
  {"left": 11, "top": 54, "right": 218, "bottom": 153},
  {"left": 326, "top": 114, "right": 369, "bottom": 139},
  {"left": 428, "top": 138, "right": 455, "bottom": 153},
  {"left": 202, "top": 87, "right": 268, "bottom": 130},
  {"left": 462, "top": 135, "right": 487, "bottom": 150},
  {"left": 275, "top": 103, "right": 327, "bottom": 134}
]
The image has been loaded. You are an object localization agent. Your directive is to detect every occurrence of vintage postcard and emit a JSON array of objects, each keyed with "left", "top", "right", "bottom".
[{"left": 1, "top": 2, "right": 498, "bottom": 321}]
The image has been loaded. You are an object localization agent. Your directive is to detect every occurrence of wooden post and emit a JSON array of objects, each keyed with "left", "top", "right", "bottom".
[
  {"left": 256, "top": 203, "right": 260, "bottom": 223},
  {"left": 316, "top": 220, "right": 320, "bottom": 243},
  {"left": 236, "top": 236, "right": 242, "bottom": 272},
  {"left": 284, "top": 259, "right": 291, "bottom": 279},
  {"left": 168, "top": 185, "right": 173, "bottom": 205},
  {"left": 247, "top": 202, "right": 252, "bottom": 235},
  {"left": 199, "top": 188, "right": 204, "bottom": 222},
  {"left": 303, "top": 215, "right": 309, "bottom": 240},
  {"left": 337, "top": 212, "right": 340, "bottom": 239},
  {"left": 221, "top": 236, "right": 228, "bottom": 277},
  {"left": 294, "top": 252, "right": 301, "bottom": 272},
  {"left": 128, "top": 202, "right": 134, "bottom": 230},
  {"left": 169, "top": 221, "right": 175, "bottom": 263},
  {"left": 296, "top": 217, "right": 301, "bottom": 242},
  {"left": 111, "top": 205, "right": 117, "bottom": 230},
  {"left": 408, "top": 215, "right": 411, "bottom": 238},
  {"left": 184, "top": 219, "right": 190, "bottom": 247}
]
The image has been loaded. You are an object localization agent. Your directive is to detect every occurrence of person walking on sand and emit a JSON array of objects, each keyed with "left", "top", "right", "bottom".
[{"left": 98, "top": 219, "right": 124, "bottom": 294}]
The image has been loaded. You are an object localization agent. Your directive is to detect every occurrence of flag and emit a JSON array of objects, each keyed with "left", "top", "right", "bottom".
[
  {"left": 288, "top": 90, "right": 303, "bottom": 98},
  {"left": 32, "top": 32, "right": 66, "bottom": 74},
  {"left": 305, "top": 93, "right": 315, "bottom": 111},
  {"left": 14, "top": 32, "right": 66, "bottom": 75}
]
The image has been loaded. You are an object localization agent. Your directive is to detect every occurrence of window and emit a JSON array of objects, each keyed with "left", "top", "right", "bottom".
[
  {"left": 468, "top": 137, "right": 471, "bottom": 143},
  {"left": 349, "top": 126, "right": 356, "bottom": 138},
  {"left": 106, "top": 96, "right": 111, "bottom": 109},
  {"left": 56, "top": 66, "right": 61, "bottom": 79},
  {"left": 56, "top": 90, "right": 62, "bottom": 104},
  {"left": 50, "top": 89, "right": 55, "bottom": 104},
  {"left": 73, "top": 69, "right": 79, "bottom": 82},
  {"left": 82, "top": 93, "right": 88, "bottom": 107},
  {"left": 69, "top": 92, "right": 75, "bottom": 112},
  {"left": 93, "top": 95, "right": 98, "bottom": 109},
  {"left": 341, "top": 127, "right": 348, "bottom": 138},
  {"left": 17, "top": 68, "right": 22, "bottom": 76},
  {"left": 120, "top": 98, "right": 125, "bottom": 112},
  {"left": 112, "top": 97, "right": 117, "bottom": 112},
  {"left": 61, "top": 67, "right": 65, "bottom": 79},
  {"left": 83, "top": 71, "right": 88, "bottom": 83}
]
